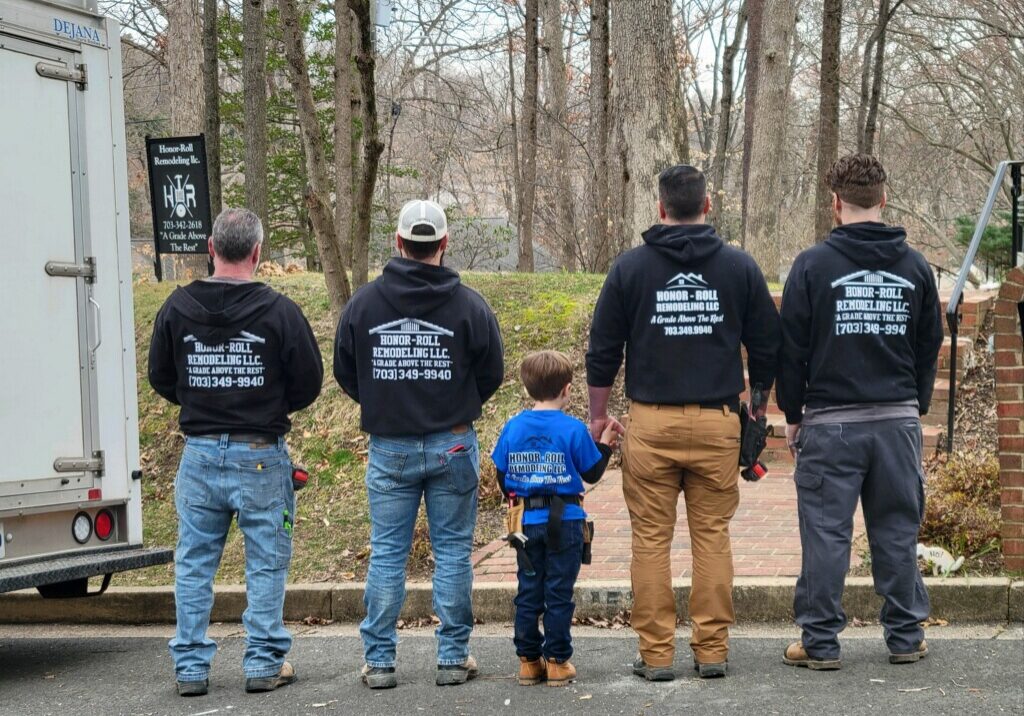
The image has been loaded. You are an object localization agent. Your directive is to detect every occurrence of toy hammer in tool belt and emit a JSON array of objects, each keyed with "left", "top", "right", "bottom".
[{"left": 739, "top": 384, "right": 769, "bottom": 481}]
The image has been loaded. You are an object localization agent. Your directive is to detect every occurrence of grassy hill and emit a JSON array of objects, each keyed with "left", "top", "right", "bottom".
[{"left": 124, "top": 272, "right": 613, "bottom": 585}]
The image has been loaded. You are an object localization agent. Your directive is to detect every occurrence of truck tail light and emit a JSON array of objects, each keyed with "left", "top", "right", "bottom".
[
  {"left": 88, "top": 489, "right": 102, "bottom": 501},
  {"left": 72, "top": 512, "right": 92, "bottom": 544},
  {"left": 95, "top": 510, "right": 114, "bottom": 541}
]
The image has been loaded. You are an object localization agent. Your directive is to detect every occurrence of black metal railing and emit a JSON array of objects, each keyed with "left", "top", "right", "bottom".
[{"left": 945, "top": 159, "right": 1023, "bottom": 452}]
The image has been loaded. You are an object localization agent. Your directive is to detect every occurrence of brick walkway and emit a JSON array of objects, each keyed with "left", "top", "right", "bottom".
[{"left": 472, "top": 463, "right": 866, "bottom": 583}]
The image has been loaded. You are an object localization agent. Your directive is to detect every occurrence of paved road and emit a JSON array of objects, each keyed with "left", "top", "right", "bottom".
[{"left": 0, "top": 625, "right": 1021, "bottom": 716}]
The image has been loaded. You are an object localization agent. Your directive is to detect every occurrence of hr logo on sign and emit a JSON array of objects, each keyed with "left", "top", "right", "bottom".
[{"left": 163, "top": 175, "right": 197, "bottom": 218}]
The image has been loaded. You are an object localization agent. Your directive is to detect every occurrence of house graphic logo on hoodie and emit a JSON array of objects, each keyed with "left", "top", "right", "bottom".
[
  {"left": 367, "top": 317, "right": 455, "bottom": 381},
  {"left": 182, "top": 330, "right": 268, "bottom": 389},
  {"left": 831, "top": 269, "right": 916, "bottom": 338},
  {"left": 652, "top": 271, "right": 724, "bottom": 337}
]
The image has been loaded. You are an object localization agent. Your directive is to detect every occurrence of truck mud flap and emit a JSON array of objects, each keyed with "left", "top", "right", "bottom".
[{"left": 0, "top": 546, "right": 173, "bottom": 595}]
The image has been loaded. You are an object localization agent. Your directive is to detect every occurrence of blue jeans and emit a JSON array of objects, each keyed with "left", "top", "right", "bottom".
[
  {"left": 361, "top": 428, "right": 480, "bottom": 668},
  {"left": 169, "top": 435, "right": 295, "bottom": 681},
  {"left": 514, "top": 519, "right": 584, "bottom": 662}
]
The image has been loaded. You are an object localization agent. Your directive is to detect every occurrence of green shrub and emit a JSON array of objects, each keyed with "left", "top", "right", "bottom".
[{"left": 921, "top": 452, "right": 1001, "bottom": 559}]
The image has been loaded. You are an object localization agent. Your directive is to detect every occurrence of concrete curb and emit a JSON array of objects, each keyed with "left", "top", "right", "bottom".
[{"left": 0, "top": 578, "right": 1018, "bottom": 625}]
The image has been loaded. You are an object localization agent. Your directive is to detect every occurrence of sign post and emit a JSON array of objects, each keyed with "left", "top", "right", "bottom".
[{"left": 145, "top": 135, "right": 214, "bottom": 281}]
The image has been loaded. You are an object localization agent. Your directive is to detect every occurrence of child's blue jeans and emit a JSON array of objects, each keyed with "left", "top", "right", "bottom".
[{"left": 514, "top": 518, "right": 585, "bottom": 662}]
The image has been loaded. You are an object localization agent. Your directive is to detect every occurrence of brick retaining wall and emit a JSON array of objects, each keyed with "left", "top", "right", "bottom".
[{"left": 995, "top": 267, "right": 1024, "bottom": 570}]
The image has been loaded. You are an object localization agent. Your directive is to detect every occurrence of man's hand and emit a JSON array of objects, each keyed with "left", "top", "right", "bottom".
[
  {"left": 599, "top": 420, "right": 621, "bottom": 449},
  {"left": 590, "top": 415, "right": 625, "bottom": 443},
  {"left": 785, "top": 423, "right": 801, "bottom": 458}
]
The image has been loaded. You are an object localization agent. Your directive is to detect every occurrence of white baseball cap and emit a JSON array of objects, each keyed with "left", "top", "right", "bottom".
[{"left": 397, "top": 200, "right": 448, "bottom": 242}]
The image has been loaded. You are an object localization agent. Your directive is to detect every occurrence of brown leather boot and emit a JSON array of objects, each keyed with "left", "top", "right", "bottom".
[
  {"left": 546, "top": 659, "right": 577, "bottom": 687},
  {"left": 518, "top": 656, "right": 546, "bottom": 685},
  {"left": 782, "top": 642, "right": 841, "bottom": 671}
]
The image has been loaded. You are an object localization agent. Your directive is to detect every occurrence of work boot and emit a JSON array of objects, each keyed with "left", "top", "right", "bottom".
[
  {"left": 176, "top": 679, "right": 209, "bottom": 697},
  {"left": 361, "top": 664, "right": 398, "bottom": 689},
  {"left": 245, "top": 662, "right": 297, "bottom": 693},
  {"left": 693, "top": 660, "right": 728, "bottom": 678},
  {"left": 436, "top": 655, "right": 479, "bottom": 686},
  {"left": 545, "top": 659, "right": 576, "bottom": 687},
  {"left": 889, "top": 640, "right": 929, "bottom": 664},
  {"left": 632, "top": 656, "right": 675, "bottom": 682},
  {"left": 782, "top": 642, "right": 841, "bottom": 671},
  {"left": 517, "top": 656, "right": 547, "bottom": 685}
]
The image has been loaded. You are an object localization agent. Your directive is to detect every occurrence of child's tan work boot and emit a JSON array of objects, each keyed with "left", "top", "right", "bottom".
[
  {"left": 518, "top": 656, "right": 547, "bottom": 685},
  {"left": 782, "top": 642, "right": 841, "bottom": 670},
  {"left": 546, "top": 659, "right": 576, "bottom": 687}
]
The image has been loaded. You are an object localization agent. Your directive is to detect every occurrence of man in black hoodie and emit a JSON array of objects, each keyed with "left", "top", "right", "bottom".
[
  {"left": 777, "top": 154, "right": 943, "bottom": 670},
  {"left": 334, "top": 200, "right": 503, "bottom": 689},
  {"left": 587, "top": 165, "right": 780, "bottom": 680},
  {"left": 148, "top": 208, "right": 323, "bottom": 696}
]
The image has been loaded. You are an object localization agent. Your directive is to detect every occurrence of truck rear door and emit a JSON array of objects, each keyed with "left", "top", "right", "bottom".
[{"left": 0, "top": 35, "right": 101, "bottom": 507}]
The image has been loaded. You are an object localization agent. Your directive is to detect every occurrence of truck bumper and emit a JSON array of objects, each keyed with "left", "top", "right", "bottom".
[{"left": 0, "top": 546, "right": 173, "bottom": 594}]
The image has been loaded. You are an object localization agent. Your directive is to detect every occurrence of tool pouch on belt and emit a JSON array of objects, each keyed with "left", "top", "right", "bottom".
[
  {"left": 504, "top": 499, "right": 535, "bottom": 576},
  {"left": 739, "top": 384, "right": 769, "bottom": 482},
  {"left": 581, "top": 520, "right": 594, "bottom": 565}
]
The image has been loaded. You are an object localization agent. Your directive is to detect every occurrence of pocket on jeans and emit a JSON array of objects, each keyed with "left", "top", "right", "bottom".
[
  {"left": 794, "top": 470, "right": 823, "bottom": 491},
  {"left": 366, "top": 443, "right": 408, "bottom": 493},
  {"left": 242, "top": 467, "right": 288, "bottom": 512},
  {"left": 443, "top": 443, "right": 480, "bottom": 494},
  {"left": 175, "top": 457, "right": 210, "bottom": 507}
]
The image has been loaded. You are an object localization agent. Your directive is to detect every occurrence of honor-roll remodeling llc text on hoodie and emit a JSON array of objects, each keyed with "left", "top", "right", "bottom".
[
  {"left": 333, "top": 258, "right": 505, "bottom": 436},
  {"left": 148, "top": 279, "right": 324, "bottom": 436},
  {"left": 587, "top": 223, "right": 780, "bottom": 408},
  {"left": 776, "top": 222, "right": 944, "bottom": 424}
]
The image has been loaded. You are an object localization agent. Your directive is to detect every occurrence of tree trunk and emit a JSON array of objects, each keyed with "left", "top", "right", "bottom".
[
  {"left": 710, "top": 0, "right": 746, "bottom": 229},
  {"left": 349, "top": 0, "right": 385, "bottom": 287},
  {"left": 518, "top": 0, "right": 539, "bottom": 272},
  {"left": 203, "top": 0, "right": 221, "bottom": 218},
  {"left": 813, "top": 0, "right": 842, "bottom": 243},
  {"left": 542, "top": 0, "right": 576, "bottom": 270},
  {"left": 610, "top": 0, "right": 687, "bottom": 248},
  {"left": 243, "top": 0, "right": 269, "bottom": 227},
  {"left": 507, "top": 27, "right": 523, "bottom": 239},
  {"left": 740, "top": 0, "right": 764, "bottom": 246},
  {"left": 280, "top": 0, "right": 352, "bottom": 316},
  {"left": 856, "top": 0, "right": 897, "bottom": 154},
  {"left": 166, "top": 0, "right": 205, "bottom": 279},
  {"left": 589, "top": 0, "right": 611, "bottom": 271},
  {"left": 334, "top": 1, "right": 354, "bottom": 275},
  {"left": 744, "top": 0, "right": 797, "bottom": 282}
]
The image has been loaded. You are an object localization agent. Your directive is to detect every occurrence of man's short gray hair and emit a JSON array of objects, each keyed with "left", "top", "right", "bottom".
[{"left": 212, "top": 208, "right": 264, "bottom": 263}]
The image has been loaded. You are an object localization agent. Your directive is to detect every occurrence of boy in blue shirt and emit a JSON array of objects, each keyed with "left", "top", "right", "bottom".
[{"left": 492, "top": 350, "right": 618, "bottom": 686}]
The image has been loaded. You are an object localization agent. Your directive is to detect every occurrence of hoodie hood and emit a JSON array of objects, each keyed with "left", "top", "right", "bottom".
[
  {"left": 169, "top": 280, "right": 280, "bottom": 344},
  {"left": 377, "top": 257, "right": 461, "bottom": 317},
  {"left": 825, "top": 222, "right": 908, "bottom": 270},
  {"left": 642, "top": 223, "right": 724, "bottom": 266}
]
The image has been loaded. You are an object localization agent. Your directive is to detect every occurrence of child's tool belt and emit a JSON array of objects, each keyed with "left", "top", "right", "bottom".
[{"left": 517, "top": 494, "right": 582, "bottom": 551}]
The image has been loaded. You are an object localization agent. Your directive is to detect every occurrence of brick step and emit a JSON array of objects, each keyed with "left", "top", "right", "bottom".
[
  {"left": 941, "top": 292, "right": 995, "bottom": 341},
  {"left": 938, "top": 336, "right": 975, "bottom": 375}
]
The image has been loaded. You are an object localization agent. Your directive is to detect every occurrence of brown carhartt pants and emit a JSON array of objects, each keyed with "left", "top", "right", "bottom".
[{"left": 621, "top": 402, "right": 741, "bottom": 666}]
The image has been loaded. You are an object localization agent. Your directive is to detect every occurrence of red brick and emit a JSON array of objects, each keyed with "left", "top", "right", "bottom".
[
  {"left": 996, "top": 351, "right": 1023, "bottom": 368},
  {"left": 997, "top": 386, "right": 1024, "bottom": 402},
  {"left": 999, "top": 435, "right": 1024, "bottom": 451},
  {"left": 996, "top": 298, "right": 1022, "bottom": 315},
  {"left": 998, "top": 418, "right": 1023, "bottom": 436},
  {"left": 995, "top": 333, "right": 1023, "bottom": 350},
  {"left": 1003, "top": 522, "right": 1024, "bottom": 539},
  {"left": 998, "top": 367, "right": 1024, "bottom": 384},
  {"left": 1001, "top": 487, "right": 1024, "bottom": 503},
  {"left": 1004, "top": 505, "right": 1024, "bottom": 522},
  {"left": 998, "top": 402, "right": 1024, "bottom": 418},
  {"left": 1002, "top": 471, "right": 1024, "bottom": 488},
  {"left": 1002, "top": 537, "right": 1024, "bottom": 555},
  {"left": 994, "top": 315, "right": 1020, "bottom": 334}
]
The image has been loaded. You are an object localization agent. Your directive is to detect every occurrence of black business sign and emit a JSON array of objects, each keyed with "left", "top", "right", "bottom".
[{"left": 146, "top": 135, "right": 212, "bottom": 256}]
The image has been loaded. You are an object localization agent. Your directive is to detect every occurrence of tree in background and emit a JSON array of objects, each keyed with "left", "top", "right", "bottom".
[
  {"left": 739, "top": 0, "right": 763, "bottom": 246},
  {"left": 813, "top": 0, "right": 842, "bottom": 244},
  {"left": 588, "top": 0, "right": 611, "bottom": 272},
  {"left": 610, "top": 0, "right": 688, "bottom": 250},
  {"left": 517, "top": 0, "right": 539, "bottom": 272},
  {"left": 955, "top": 212, "right": 1015, "bottom": 277},
  {"left": 744, "top": 0, "right": 797, "bottom": 281},
  {"left": 541, "top": 0, "right": 575, "bottom": 270},
  {"left": 710, "top": 0, "right": 747, "bottom": 232},
  {"left": 335, "top": 0, "right": 355, "bottom": 274},
  {"left": 243, "top": 0, "right": 269, "bottom": 228},
  {"left": 202, "top": 0, "right": 221, "bottom": 218}
]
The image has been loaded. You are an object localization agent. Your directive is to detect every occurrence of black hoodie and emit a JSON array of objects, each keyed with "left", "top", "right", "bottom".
[
  {"left": 333, "top": 258, "right": 504, "bottom": 436},
  {"left": 776, "top": 222, "right": 944, "bottom": 423},
  {"left": 587, "top": 224, "right": 780, "bottom": 407},
  {"left": 148, "top": 280, "right": 324, "bottom": 436}
]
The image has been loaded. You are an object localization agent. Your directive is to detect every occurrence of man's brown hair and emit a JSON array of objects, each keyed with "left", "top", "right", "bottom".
[
  {"left": 520, "top": 350, "right": 573, "bottom": 401},
  {"left": 826, "top": 153, "right": 887, "bottom": 209}
]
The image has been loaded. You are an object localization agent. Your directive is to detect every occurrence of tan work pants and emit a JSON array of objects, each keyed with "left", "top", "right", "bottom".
[{"left": 621, "top": 402, "right": 741, "bottom": 666}]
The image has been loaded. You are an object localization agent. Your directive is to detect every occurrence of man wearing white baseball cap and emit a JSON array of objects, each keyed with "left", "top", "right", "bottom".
[{"left": 334, "top": 199, "right": 505, "bottom": 689}]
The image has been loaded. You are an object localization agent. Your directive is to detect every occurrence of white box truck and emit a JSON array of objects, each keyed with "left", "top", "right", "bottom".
[{"left": 0, "top": 0, "right": 172, "bottom": 597}]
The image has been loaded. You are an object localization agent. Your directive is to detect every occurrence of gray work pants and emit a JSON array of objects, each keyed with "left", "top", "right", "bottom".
[{"left": 793, "top": 418, "right": 930, "bottom": 660}]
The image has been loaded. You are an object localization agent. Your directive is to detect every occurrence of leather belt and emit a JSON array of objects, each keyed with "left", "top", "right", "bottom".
[
  {"left": 192, "top": 432, "right": 279, "bottom": 445},
  {"left": 519, "top": 494, "right": 583, "bottom": 550}
]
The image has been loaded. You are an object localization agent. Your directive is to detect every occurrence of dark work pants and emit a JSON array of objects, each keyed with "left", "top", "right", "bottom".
[
  {"left": 514, "top": 519, "right": 584, "bottom": 662},
  {"left": 793, "top": 418, "right": 930, "bottom": 660}
]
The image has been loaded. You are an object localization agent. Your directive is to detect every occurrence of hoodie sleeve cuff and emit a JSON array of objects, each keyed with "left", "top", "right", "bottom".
[{"left": 784, "top": 410, "right": 803, "bottom": 425}]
